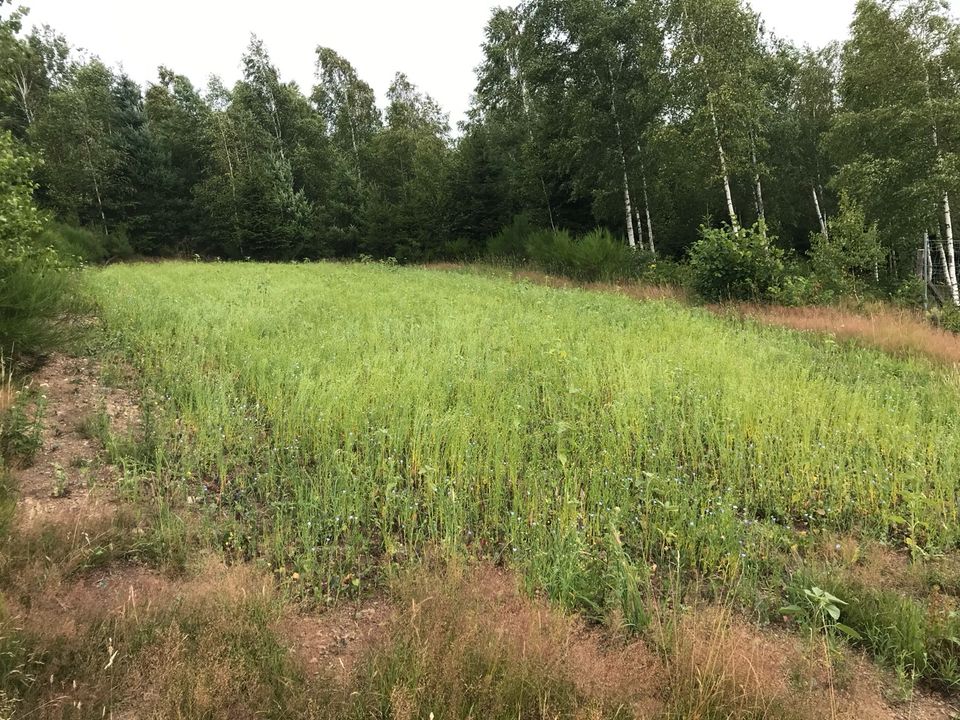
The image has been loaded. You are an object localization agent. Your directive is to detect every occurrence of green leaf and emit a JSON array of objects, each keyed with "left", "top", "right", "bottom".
[
  {"left": 835, "top": 623, "right": 862, "bottom": 641},
  {"left": 780, "top": 605, "right": 804, "bottom": 616}
]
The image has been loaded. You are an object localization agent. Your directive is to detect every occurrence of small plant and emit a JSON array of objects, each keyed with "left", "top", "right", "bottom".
[
  {"left": 782, "top": 587, "right": 861, "bottom": 719},
  {"left": 782, "top": 587, "right": 861, "bottom": 642},
  {"left": 50, "top": 464, "right": 70, "bottom": 499},
  {"left": 0, "top": 392, "right": 44, "bottom": 466}
]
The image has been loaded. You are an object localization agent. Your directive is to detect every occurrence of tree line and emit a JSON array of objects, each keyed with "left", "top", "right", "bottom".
[{"left": 2, "top": 0, "right": 960, "bottom": 295}]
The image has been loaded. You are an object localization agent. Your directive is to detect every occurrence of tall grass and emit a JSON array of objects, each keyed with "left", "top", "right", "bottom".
[{"left": 86, "top": 262, "right": 960, "bottom": 615}]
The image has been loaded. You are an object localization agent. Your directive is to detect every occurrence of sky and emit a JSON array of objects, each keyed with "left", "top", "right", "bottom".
[{"left": 19, "top": 0, "right": 960, "bottom": 126}]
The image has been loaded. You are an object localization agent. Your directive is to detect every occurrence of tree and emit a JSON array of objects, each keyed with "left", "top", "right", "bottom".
[
  {"left": 668, "top": 0, "right": 773, "bottom": 232},
  {"left": 363, "top": 73, "right": 452, "bottom": 260},
  {"left": 830, "top": 0, "right": 960, "bottom": 299}
]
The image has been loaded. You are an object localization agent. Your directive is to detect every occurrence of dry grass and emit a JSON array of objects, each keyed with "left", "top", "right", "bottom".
[
  {"left": 511, "top": 268, "right": 689, "bottom": 303},
  {"left": 344, "top": 562, "right": 656, "bottom": 719},
  {"left": 716, "top": 304, "right": 960, "bottom": 366}
]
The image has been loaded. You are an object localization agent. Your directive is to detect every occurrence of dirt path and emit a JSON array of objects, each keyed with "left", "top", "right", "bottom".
[{"left": 11, "top": 354, "right": 138, "bottom": 533}]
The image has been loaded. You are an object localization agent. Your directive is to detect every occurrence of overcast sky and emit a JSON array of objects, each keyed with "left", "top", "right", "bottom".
[{"left": 21, "top": 0, "right": 960, "bottom": 126}]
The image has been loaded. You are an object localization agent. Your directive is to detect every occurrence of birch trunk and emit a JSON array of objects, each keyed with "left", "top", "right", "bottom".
[
  {"left": 936, "top": 237, "right": 960, "bottom": 305},
  {"left": 812, "top": 185, "right": 828, "bottom": 239},
  {"left": 643, "top": 173, "right": 656, "bottom": 255},
  {"left": 13, "top": 67, "right": 34, "bottom": 126},
  {"left": 83, "top": 139, "right": 108, "bottom": 236},
  {"left": 750, "top": 135, "right": 765, "bottom": 228},
  {"left": 943, "top": 192, "right": 959, "bottom": 298},
  {"left": 634, "top": 205, "right": 644, "bottom": 249},
  {"left": 924, "top": 66, "right": 958, "bottom": 303},
  {"left": 622, "top": 170, "right": 637, "bottom": 248},
  {"left": 709, "top": 95, "right": 739, "bottom": 231}
]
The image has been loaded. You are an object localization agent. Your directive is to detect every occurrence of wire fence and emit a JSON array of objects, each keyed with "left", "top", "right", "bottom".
[{"left": 917, "top": 237, "right": 959, "bottom": 308}]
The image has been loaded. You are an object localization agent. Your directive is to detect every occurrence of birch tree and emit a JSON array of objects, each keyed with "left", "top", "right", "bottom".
[{"left": 668, "top": 0, "right": 771, "bottom": 232}]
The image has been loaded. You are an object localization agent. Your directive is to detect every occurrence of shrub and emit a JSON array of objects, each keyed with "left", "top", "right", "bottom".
[
  {"left": 486, "top": 214, "right": 535, "bottom": 260},
  {"left": 38, "top": 222, "right": 134, "bottom": 264},
  {"left": 0, "top": 247, "right": 75, "bottom": 359},
  {"left": 524, "top": 228, "right": 576, "bottom": 274},
  {"left": 0, "top": 132, "right": 75, "bottom": 359},
  {"left": 808, "top": 193, "right": 884, "bottom": 299},
  {"left": 639, "top": 257, "right": 691, "bottom": 288},
  {"left": 526, "top": 227, "right": 640, "bottom": 282},
  {"left": 688, "top": 221, "right": 786, "bottom": 302}
]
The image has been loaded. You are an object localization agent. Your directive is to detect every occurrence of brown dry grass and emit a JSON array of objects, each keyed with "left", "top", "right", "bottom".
[
  {"left": 723, "top": 304, "right": 960, "bottom": 366},
  {"left": 344, "top": 562, "right": 662, "bottom": 719}
]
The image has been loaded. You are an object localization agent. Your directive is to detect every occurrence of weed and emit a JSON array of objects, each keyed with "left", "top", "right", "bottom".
[{"left": 0, "top": 390, "right": 44, "bottom": 466}]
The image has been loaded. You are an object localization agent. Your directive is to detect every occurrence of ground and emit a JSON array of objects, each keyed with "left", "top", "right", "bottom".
[{"left": 2, "top": 350, "right": 958, "bottom": 719}]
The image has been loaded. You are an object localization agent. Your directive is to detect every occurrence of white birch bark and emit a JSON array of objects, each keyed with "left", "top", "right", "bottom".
[
  {"left": 936, "top": 237, "right": 960, "bottom": 305},
  {"left": 634, "top": 205, "right": 644, "bottom": 249},
  {"left": 812, "top": 185, "right": 828, "bottom": 239},
  {"left": 943, "top": 192, "right": 959, "bottom": 301},
  {"left": 750, "top": 135, "right": 765, "bottom": 227},
  {"left": 643, "top": 173, "right": 656, "bottom": 255},
  {"left": 605, "top": 65, "right": 636, "bottom": 248},
  {"left": 622, "top": 171, "right": 637, "bottom": 248},
  {"left": 924, "top": 66, "right": 958, "bottom": 303},
  {"left": 709, "top": 95, "right": 739, "bottom": 231}
]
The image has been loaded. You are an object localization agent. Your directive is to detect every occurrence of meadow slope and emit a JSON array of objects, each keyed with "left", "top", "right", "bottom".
[{"left": 86, "top": 262, "right": 960, "bottom": 629}]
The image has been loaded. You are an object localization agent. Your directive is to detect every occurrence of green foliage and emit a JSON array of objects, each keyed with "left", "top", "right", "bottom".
[
  {"left": 789, "top": 574, "right": 960, "bottom": 692},
  {"left": 526, "top": 227, "right": 642, "bottom": 282},
  {"left": 486, "top": 213, "right": 535, "bottom": 259},
  {"left": 38, "top": 222, "right": 134, "bottom": 264},
  {"left": 809, "top": 194, "right": 885, "bottom": 298},
  {"left": 932, "top": 305, "right": 960, "bottom": 334},
  {"left": 0, "top": 132, "right": 74, "bottom": 358},
  {"left": 689, "top": 222, "right": 787, "bottom": 302},
  {"left": 781, "top": 586, "right": 862, "bottom": 642},
  {"left": 0, "top": 391, "right": 44, "bottom": 465}
]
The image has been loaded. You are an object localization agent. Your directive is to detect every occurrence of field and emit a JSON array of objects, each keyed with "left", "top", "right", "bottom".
[
  {"left": 4, "top": 260, "right": 960, "bottom": 718},
  {"left": 86, "top": 263, "right": 960, "bottom": 609}
]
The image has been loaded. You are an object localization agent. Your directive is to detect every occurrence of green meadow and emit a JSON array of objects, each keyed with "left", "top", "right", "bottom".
[{"left": 88, "top": 262, "right": 960, "bottom": 620}]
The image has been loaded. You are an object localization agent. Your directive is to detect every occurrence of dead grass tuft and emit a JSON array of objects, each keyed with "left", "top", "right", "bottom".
[{"left": 343, "top": 562, "right": 657, "bottom": 719}]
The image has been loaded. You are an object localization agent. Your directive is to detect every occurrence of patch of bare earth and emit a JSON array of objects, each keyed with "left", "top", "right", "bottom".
[
  {"left": 11, "top": 353, "right": 139, "bottom": 533},
  {"left": 279, "top": 598, "right": 394, "bottom": 680}
]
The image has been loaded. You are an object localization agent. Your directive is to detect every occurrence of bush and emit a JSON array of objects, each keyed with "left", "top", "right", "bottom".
[
  {"left": 931, "top": 305, "right": 960, "bottom": 335},
  {"left": 486, "top": 214, "right": 535, "bottom": 260},
  {"left": 639, "top": 257, "right": 691, "bottom": 288},
  {"left": 0, "top": 132, "right": 75, "bottom": 359},
  {"left": 39, "top": 222, "right": 134, "bottom": 265},
  {"left": 525, "top": 228, "right": 641, "bottom": 282},
  {"left": 808, "top": 193, "right": 884, "bottom": 299},
  {"left": 688, "top": 221, "right": 786, "bottom": 302},
  {"left": 0, "top": 247, "right": 74, "bottom": 359}
]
